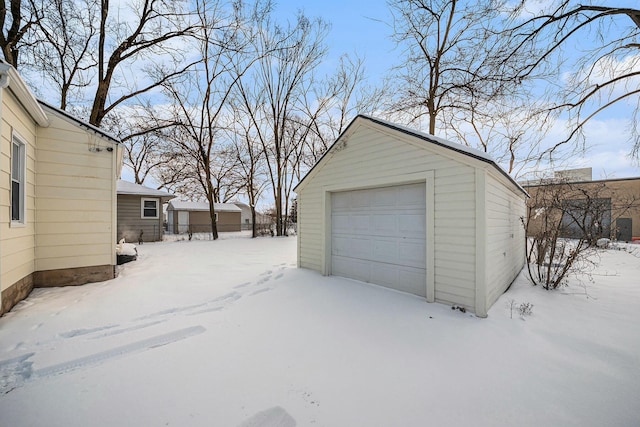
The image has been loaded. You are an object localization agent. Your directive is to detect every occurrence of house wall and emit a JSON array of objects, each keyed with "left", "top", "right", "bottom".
[
  {"left": 0, "top": 90, "right": 38, "bottom": 314},
  {"left": 524, "top": 178, "right": 640, "bottom": 240},
  {"left": 117, "top": 195, "right": 164, "bottom": 242},
  {"left": 296, "top": 122, "right": 479, "bottom": 311},
  {"left": 34, "top": 107, "right": 117, "bottom": 283},
  {"left": 483, "top": 169, "right": 526, "bottom": 314},
  {"left": 236, "top": 204, "right": 252, "bottom": 227}
]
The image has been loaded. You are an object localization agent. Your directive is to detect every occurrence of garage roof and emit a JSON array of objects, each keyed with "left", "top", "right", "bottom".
[
  {"left": 295, "top": 115, "right": 527, "bottom": 195},
  {"left": 168, "top": 200, "right": 242, "bottom": 212},
  {"left": 117, "top": 180, "right": 175, "bottom": 199}
]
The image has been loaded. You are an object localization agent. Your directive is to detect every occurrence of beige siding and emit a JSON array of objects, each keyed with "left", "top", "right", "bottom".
[
  {"left": 35, "top": 108, "right": 117, "bottom": 272},
  {"left": 0, "top": 91, "right": 37, "bottom": 293},
  {"left": 117, "top": 195, "right": 164, "bottom": 242},
  {"left": 485, "top": 170, "right": 526, "bottom": 309},
  {"left": 297, "top": 123, "right": 478, "bottom": 311},
  {"left": 189, "top": 211, "right": 241, "bottom": 232},
  {"left": 525, "top": 178, "right": 640, "bottom": 240}
]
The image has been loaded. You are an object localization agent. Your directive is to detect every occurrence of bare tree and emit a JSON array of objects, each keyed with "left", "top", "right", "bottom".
[
  {"left": 22, "top": 0, "right": 96, "bottom": 109},
  {"left": 300, "top": 54, "right": 387, "bottom": 167},
  {"left": 0, "top": 0, "right": 40, "bottom": 67},
  {"left": 160, "top": 0, "right": 256, "bottom": 240},
  {"left": 225, "top": 109, "right": 267, "bottom": 238},
  {"left": 88, "top": 0, "right": 200, "bottom": 126},
  {"left": 504, "top": 1, "right": 640, "bottom": 157},
  {"left": 387, "top": 0, "right": 514, "bottom": 135},
  {"left": 442, "top": 95, "right": 547, "bottom": 176},
  {"left": 234, "top": 8, "right": 330, "bottom": 236},
  {"left": 100, "top": 104, "right": 178, "bottom": 185}
]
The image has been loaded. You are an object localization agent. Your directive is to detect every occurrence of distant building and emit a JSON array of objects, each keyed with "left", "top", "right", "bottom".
[
  {"left": 234, "top": 202, "right": 252, "bottom": 229},
  {"left": 522, "top": 168, "right": 640, "bottom": 242},
  {"left": 232, "top": 202, "right": 271, "bottom": 230},
  {"left": 116, "top": 180, "right": 175, "bottom": 242},
  {"left": 166, "top": 200, "right": 241, "bottom": 233}
]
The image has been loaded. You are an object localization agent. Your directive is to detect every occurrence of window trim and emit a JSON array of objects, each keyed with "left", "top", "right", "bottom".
[
  {"left": 11, "top": 133, "right": 26, "bottom": 226},
  {"left": 141, "top": 197, "right": 160, "bottom": 219}
]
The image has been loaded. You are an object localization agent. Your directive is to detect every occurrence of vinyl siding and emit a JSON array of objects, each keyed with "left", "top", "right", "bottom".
[
  {"left": 0, "top": 91, "right": 37, "bottom": 293},
  {"left": 189, "top": 211, "right": 241, "bottom": 232},
  {"left": 117, "top": 195, "right": 164, "bottom": 242},
  {"left": 34, "top": 108, "right": 117, "bottom": 272},
  {"left": 297, "top": 123, "right": 478, "bottom": 310},
  {"left": 485, "top": 170, "right": 526, "bottom": 309}
]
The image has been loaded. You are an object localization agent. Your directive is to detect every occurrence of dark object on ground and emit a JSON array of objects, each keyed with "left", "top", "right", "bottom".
[{"left": 117, "top": 254, "right": 137, "bottom": 265}]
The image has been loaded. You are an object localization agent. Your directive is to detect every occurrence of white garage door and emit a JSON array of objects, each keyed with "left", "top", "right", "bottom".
[{"left": 331, "top": 183, "right": 427, "bottom": 297}]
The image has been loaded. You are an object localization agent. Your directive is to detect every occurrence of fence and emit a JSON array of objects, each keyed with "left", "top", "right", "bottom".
[{"left": 166, "top": 222, "right": 296, "bottom": 239}]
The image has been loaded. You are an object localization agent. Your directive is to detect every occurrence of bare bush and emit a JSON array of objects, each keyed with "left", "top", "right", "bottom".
[{"left": 522, "top": 175, "right": 639, "bottom": 289}]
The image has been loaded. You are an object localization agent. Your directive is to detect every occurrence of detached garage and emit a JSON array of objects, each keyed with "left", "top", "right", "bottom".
[{"left": 294, "top": 116, "right": 527, "bottom": 317}]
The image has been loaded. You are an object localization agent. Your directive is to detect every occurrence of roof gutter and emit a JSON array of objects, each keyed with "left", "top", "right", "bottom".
[{"left": 0, "top": 62, "right": 49, "bottom": 127}]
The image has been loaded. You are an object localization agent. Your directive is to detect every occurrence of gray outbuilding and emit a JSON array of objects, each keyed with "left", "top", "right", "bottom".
[
  {"left": 117, "top": 180, "right": 174, "bottom": 242},
  {"left": 294, "top": 116, "right": 527, "bottom": 317}
]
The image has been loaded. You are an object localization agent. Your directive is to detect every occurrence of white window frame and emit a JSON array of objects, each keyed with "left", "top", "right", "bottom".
[
  {"left": 141, "top": 198, "right": 160, "bottom": 219},
  {"left": 11, "top": 134, "right": 26, "bottom": 226}
]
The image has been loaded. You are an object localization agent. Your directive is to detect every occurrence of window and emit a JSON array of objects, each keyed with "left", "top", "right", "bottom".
[
  {"left": 141, "top": 198, "right": 159, "bottom": 219},
  {"left": 11, "top": 137, "right": 25, "bottom": 224}
]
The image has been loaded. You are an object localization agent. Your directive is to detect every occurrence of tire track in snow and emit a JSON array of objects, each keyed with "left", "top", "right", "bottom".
[{"left": 0, "top": 326, "right": 206, "bottom": 394}]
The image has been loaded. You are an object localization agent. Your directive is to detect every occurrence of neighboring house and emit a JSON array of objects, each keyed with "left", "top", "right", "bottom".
[
  {"left": 233, "top": 202, "right": 271, "bottom": 229},
  {"left": 234, "top": 202, "right": 252, "bottom": 229},
  {"left": 166, "top": 200, "right": 241, "bottom": 233},
  {"left": 294, "top": 115, "right": 527, "bottom": 317},
  {"left": 117, "top": 180, "right": 174, "bottom": 242},
  {"left": 0, "top": 62, "right": 122, "bottom": 316},
  {"left": 522, "top": 169, "right": 640, "bottom": 242}
]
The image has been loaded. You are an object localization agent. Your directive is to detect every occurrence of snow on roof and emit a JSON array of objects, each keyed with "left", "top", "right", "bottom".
[
  {"left": 295, "top": 115, "right": 527, "bottom": 195},
  {"left": 117, "top": 180, "right": 174, "bottom": 198},
  {"left": 168, "top": 200, "right": 242, "bottom": 212},
  {"left": 363, "top": 115, "right": 493, "bottom": 161},
  {"left": 38, "top": 100, "right": 121, "bottom": 144}
]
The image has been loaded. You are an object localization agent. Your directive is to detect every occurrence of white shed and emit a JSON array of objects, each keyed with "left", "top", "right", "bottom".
[{"left": 294, "top": 116, "right": 527, "bottom": 317}]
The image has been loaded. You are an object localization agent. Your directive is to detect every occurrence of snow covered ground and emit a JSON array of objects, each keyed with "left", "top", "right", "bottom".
[{"left": 1, "top": 235, "right": 639, "bottom": 426}]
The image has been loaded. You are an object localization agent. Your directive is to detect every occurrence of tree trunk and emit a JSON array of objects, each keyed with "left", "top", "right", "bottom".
[{"left": 251, "top": 205, "right": 256, "bottom": 238}]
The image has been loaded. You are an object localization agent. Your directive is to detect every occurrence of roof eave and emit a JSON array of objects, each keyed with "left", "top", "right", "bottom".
[
  {"left": 0, "top": 63, "right": 49, "bottom": 127},
  {"left": 295, "top": 115, "right": 527, "bottom": 197},
  {"left": 39, "top": 100, "right": 121, "bottom": 145}
]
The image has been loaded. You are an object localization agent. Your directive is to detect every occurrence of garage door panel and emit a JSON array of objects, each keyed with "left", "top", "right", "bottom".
[
  {"left": 398, "top": 185, "right": 426, "bottom": 205},
  {"left": 332, "top": 214, "right": 351, "bottom": 233},
  {"left": 398, "top": 268, "right": 428, "bottom": 297},
  {"left": 349, "top": 237, "right": 374, "bottom": 259},
  {"left": 370, "top": 264, "right": 426, "bottom": 297},
  {"left": 332, "top": 236, "right": 351, "bottom": 255},
  {"left": 333, "top": 236, "right": 372, "bottom": 258},
  {"left": 373, "top": 187, "right": 398, "bottom": 206},
  {"left": 331, "top": 183, "right": 427, "bottom": 297},
  {"left": 372, "top": 214, "right": 398, "bottom": 235},
  {"left": 372, "top": 238, "right": 399, "bottom": 263},
  {"left": 351, "top": 190, "right": 371, "bottom": 208},
  {"left": 350, "top": 214, "right": 371, "bottom": 231},
  {"left": 332, "top": 192, "right": 351, "bottom": 209},
  {"left": 398, "top": 241, "right": 426, "bottom": 267},
  {"left": 399, "top": 214, "right": 425, "bottom": 234},
  {"left": 332, "top": 256, "right": 370, "bottom": 282}
]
